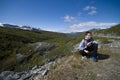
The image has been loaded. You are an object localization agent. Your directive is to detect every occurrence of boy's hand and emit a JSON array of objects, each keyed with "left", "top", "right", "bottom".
[
  {"left": 84, "top": 50, "right": 89, "bottom": 54},
  {"left": 87, "top": 42, "right": 91, "bottom": 46}
]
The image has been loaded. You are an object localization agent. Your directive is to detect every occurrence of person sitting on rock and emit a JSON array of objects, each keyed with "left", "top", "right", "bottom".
[{"left": 79, "top": 31, "right": 98, "bottom": 62}]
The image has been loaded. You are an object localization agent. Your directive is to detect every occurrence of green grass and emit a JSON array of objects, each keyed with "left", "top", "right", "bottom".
[
  {"left": 94, "top": 24, "right": 120, "bottom": 36},
  {"left": 0, "top": 27, "right": 72, "bottom": 72},
  {"left": 94, "top": 36, "right": 112, "bottom": 44},
  {"left": 0, "top": 24, "right": 119, "bottom": 72}
]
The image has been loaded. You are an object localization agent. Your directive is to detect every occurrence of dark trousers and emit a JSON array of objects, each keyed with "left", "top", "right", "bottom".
[{"left": 80, "top": 43, "right": 98, "bottom": 57}]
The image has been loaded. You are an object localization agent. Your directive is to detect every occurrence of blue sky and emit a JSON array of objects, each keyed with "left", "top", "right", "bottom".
[{"left": 0, "top": 0, "right": 120, "bottom": 33}]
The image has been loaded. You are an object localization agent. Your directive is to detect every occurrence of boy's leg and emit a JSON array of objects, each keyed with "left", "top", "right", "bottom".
[
  {"left": 79, "top": 50, "right": 87, "bottom": 57},
  {"left": 91, "top": 43, "right": 98, "bottom": 62},
  {"left": 92, "top": 43, "right": 98, "bottom": 55},
  {"left": 79, "top": 50, "right": 88, "bottom": 60}
]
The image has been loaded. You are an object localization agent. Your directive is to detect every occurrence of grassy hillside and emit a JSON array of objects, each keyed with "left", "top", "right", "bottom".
[
  {"left": 0, "top": 27, "right": 72, "bottom": 72},
  {"left": 47, "top": 47, "right": 120, "bottom": 80},
  {"left": 1, "top": 24, "right": 119, "bottom": 72},
  {"left": 93, "top": 24, "right": 120, "bottom": 36}
]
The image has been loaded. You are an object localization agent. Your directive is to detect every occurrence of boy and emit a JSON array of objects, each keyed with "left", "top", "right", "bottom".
[{"left": 79, "top": 31, "right": 98, "bottom": 62}]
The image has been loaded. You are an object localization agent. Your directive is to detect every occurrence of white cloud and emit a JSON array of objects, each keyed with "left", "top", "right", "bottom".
[
  {"left": 88, "top": 10, "right": 97, "bottom": 15},
  {"left": 83, "top": 6, "right": 91, "bottom": 10},
  {"left": 69, "top": 21, "right": 118, "bottom": 31},
  {"left": 83, "top": 6, "right": 97, "bottom": 15},
  {"left": 63, "top": 15, "right": 75, "bottom": 22},
  {"left": 83, "top": 6, "right": 96, "bottom": 11},
  {"left": 0, "top": 23, "right": 3, "bottom": 26}
]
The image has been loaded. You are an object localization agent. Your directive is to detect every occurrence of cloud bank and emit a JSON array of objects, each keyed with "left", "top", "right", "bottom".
[
  {"left": 69, "top": 21, "right": 117, "bottom": 31},
  {"left": 63, "top": 15, "right": 75, "bottom": 22}
]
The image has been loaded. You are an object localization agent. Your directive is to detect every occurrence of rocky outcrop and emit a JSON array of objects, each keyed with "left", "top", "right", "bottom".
[
  {"left": 0, "top": 61, "right": 56, "bottom": 80},
  {"left": 29, "top": 42, "right": 57, "bottom": 56},
  {"left": 71, "top": 43, "right": 80, "bottom": 53}
]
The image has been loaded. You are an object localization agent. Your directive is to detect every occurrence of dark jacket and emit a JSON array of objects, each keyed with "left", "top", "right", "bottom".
[{"left": 79, "top": 38, "right": 98, "bottom": 50}]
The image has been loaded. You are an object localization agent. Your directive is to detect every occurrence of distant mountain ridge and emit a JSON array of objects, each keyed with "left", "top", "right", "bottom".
[
  {"left": 1, "top": 23, "right": 119, "bottom": 34},
  {"left": 0, "top": 23, "right": 41, "bottom": 31},
  {"left": 92, "top": 24, "right": 120, "bottom": 36}
]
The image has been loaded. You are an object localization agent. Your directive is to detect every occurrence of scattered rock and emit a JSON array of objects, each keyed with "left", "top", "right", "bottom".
[
  {"left": 41, "top": 69, "right": 48, "bottom": 76},
  {"left": 16, "top": 53, "right": 26, "bottom": 63},
  {"left": 0, "top": 71, "right": 15, "bottom": 80},
  {"left": 71, "top": 43, "right": 80, "bottom": 53},
  {"left": 0, "top": 61, "right": 57, "bottom": 80}
]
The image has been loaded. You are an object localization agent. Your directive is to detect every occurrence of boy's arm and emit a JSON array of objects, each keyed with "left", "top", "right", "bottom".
[
  {"left": 79, "top": 39, "right": 86, "bottom": 50},
  {"left": 91, "top": 38, "right": 98, "bottom": 44}
]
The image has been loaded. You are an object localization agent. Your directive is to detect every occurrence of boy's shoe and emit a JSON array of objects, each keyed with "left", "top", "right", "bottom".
[
  {"left": 81, "top": 56, "right": 87, "bottom": 61},
  {"left": 92, "top": 56, "right": 98, "bottom": 62}
]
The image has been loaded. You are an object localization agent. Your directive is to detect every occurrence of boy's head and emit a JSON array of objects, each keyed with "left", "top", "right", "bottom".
[{"left": 85, "top": 31, "right": 92, "bottom": 39}]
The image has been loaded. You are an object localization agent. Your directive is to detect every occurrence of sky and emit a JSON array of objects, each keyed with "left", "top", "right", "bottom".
[{"left": 0, "top": 0, "right": 120, "bottom": 33}]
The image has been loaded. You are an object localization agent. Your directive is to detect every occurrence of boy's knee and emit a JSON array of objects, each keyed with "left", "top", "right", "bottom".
[{"left": 93, "top": 43, "right": 98, "bottom": 48}]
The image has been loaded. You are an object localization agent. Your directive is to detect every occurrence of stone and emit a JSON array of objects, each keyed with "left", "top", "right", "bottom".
[
  {"left": 18, "top": 72, "right": 32, "bottom": 80},
  {"left": 71, "top": 43, "right": 80, "bottom": 53},
  {"left": 16, "top": 53, "right": 26, "bottom": 63},
  {"left": 41, "top": 69, "right": 48, "bottom": 76},
  {"left": 0, "top": 76, "right": 4, "bottom": 80},
  {"left": 45, "top": 62, "right": 55, "bottom": 70},
  {"left": 32, "top": 65, "right": 38, "bottom": 70},
  {"left": 32, "top": 68, "right": 42, "bottom": 74},
  {"left": 13, "top": 74, "right": 20, "bottom": 79},
  {"left": 0, "top": 71, "right": 15, "bottom": 80},
  {"left": 34, "top": 42, "right": 57, "bottom": 53},
  {"left": 0, "top": 61, "right": 57, "bottom": 80}
]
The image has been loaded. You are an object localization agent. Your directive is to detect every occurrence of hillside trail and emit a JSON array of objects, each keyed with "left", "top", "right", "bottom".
[{"left": 46, "top": 46, "right": 120, "bottom": 80}]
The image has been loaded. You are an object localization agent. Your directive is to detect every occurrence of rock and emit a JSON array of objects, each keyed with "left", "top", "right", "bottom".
[
  {"left": 17, "top": 70, "right": 32, "bottom": 80},
  {"left": 45, "top": 62, "right": 56, "bottom": 70},
  {"left": 0, "top": 71, "right": 15, "bottom": 80},
  {"left": 41, "top": 66, "right": 46, "bottom": 70},
  {"left": 41, "top": 69, "right": 48, "bottom": 76},
  {"left": 33, "top": 42, "right": 57, "bottom": 55},
  {"left": 0, "top": 61, "right": 57, "bottom": 80},
  {"left": 16, "top": 53, "right": 26, "bottom": 63},
  {"left": 71, "top": 43, "right": 80, "bottom": 53},
  {"left": 19, "top": 73, "right": 32, "bottom": 80},
  {"left": 32, "top": 65, "right": 39, "bottom": 70},
  {"left": 0, "top": 71, "right": 14, "bottom": 77},
  {"left": 13, "top": 74, "right": 20, "bottom": 79},
  {"left": 0, "top": 76, "right": 4, "bottom": 80},
  {"left": 31, "top": 68, "right": 42, "bottom": 74},
  {"left": 16, "top": 71, "right": 25, "bottom": 76}
]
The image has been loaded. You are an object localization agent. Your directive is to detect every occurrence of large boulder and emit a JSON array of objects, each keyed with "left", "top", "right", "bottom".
[
  {"left": 16, "top": 53, "right": 26, "bottom": 63},
  {"left": 34, "top": 42, "right": 56, "bottom": 51},
  {"left": 32, "top": 42, "right": 57, "bottom": 55}
]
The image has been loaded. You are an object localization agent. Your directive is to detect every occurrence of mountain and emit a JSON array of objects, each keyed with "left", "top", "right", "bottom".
[
  {"left": 2, "top": 24, "right": 19, "bottom": 28},
  {"left": 20, "top": 26, "right": 32, "bottom": 30},
  {"left": 0, "top": 23, "right": 41, "bottom": 31},
  {"left": 93, "top": 24, "right": 120, "bottom": 36}
]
